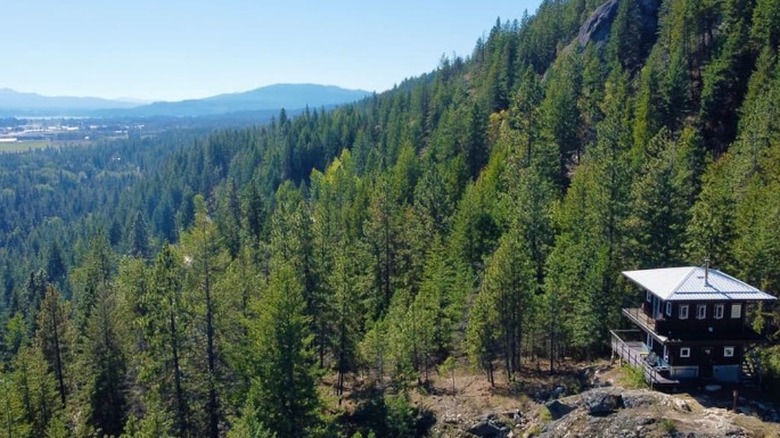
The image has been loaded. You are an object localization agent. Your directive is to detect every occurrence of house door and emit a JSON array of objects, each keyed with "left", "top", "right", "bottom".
[{"left": 700, "top": 348, "right": 713, "bottom": 378}]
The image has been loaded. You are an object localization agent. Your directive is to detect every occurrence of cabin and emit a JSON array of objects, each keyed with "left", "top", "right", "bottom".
[{"left": 611, "top": 266, "right": 776, "bottom": 387}]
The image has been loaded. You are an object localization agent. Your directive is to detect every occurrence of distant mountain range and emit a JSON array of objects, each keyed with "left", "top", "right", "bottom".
[
  {"left": 0, "top": 88, "right": 140, "bottom": 115},
  {"left": 0, "top": 84, "right": 372, "bottom": 117}
]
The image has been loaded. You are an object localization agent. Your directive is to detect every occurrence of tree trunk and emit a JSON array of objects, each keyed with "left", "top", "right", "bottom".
[
  {"left": 50, "top": 305, "right": 66, "bottom": 406},
  {"left": 202, "top": 238, "right": 219, "bottom": 438},
  {"left": 169, "top": 303, "right": 187, "bottom": 435}
]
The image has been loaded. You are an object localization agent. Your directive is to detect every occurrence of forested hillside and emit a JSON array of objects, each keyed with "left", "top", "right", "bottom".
[{"left": 1, "top": 0, "right": 780, "bottom": 436}]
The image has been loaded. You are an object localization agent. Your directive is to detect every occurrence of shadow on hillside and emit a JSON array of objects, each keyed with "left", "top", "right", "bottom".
[
  {"left": 686, "top": 386, "right": 780, "bottom": 423},
  {"left": 488, "top": 360, "right": 615, "bottom": 403}
]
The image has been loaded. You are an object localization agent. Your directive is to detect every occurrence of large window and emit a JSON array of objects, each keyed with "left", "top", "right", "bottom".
[
  {"left": 679, "top": 304, "right": 689, "bottom": 320},
  {"left": 724, "top": 346, "right": 734, "bottom": 358},
  {"left": 666, "top": 301, "right": 672, "bottom": 317},
  {"left": 714, "top": 304, "right": 724, "bottom": 319},
  {"left": 696, "top": 304, "right": 707, "bottom": 319},
  {"left": 680, "top": 347, "right": 691, "bottom": 358},
  {"left": 731, "top": 304, "right": 742, "bottom": 319}
]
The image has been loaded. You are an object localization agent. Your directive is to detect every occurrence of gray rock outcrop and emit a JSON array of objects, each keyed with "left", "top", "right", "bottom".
[
  {"left": 539, "top": 388, "right": 750, "bottom": 438},
  {"left": 577, "top": 0, "right": 662, "bottom": 48}
]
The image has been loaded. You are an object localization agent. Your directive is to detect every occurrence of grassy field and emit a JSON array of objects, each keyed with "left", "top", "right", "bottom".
[{"left": 0, "top": 140, "right": 52, "bottom": 152}]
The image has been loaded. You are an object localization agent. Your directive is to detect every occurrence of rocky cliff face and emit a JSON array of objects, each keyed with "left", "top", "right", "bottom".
[{"left": 577, "top": 0, "right": 661, "bottom": 48}]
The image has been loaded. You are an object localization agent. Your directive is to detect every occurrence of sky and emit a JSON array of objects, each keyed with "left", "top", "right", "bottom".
[{"left": 2, "top": 0, "right": 543, "bottom": 102}]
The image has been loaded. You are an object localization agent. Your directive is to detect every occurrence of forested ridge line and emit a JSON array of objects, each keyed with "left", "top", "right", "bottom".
[{"left": 1, "top": 0, "right": 780, "bottom": 436}]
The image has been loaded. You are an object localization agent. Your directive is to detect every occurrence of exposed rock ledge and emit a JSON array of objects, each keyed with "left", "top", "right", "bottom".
[{"left": 540, "top": 388, "right": 749, "bottom": 438}]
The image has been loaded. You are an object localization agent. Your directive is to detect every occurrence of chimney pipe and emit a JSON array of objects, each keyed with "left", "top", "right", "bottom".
[{"left": 704, "top": 258, "right": 710, "bottom": 286}]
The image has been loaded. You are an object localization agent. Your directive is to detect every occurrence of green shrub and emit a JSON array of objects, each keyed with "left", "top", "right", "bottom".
[
  {"left": 539, "top": 405, "right": 552, "bottom": 422},
  {"left": 759, "top": 346, "right": 780, "bottom": 403},
  {"left": 660, "top": 418, "right": 677, "bottom": 434},
  {"left": 619, "top": 364, "right": 649, "bottom": 389}
]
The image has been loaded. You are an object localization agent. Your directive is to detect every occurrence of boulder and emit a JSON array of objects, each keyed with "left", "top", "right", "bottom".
[
  {"left": 467, "top": 419, "right": 510, "bottom": 438},
  {"left": 544, "top": 400, "right": 573, "bottom": 420},
  {"left": 585, "top": 391, "right": 624, "bottom": 416},
  {"left": 621, "top": 391, "right": 661, "bottom": 409},
  {"left": 443, "top": 413, "right": 460, "bottom": 424}
]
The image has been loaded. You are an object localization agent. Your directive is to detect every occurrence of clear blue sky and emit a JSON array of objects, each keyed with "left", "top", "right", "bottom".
[{"left": 2, "top": 0, "right": 542, "bottom": 102}]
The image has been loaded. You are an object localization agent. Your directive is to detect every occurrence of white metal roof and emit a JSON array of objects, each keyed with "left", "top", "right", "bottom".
[{"left": 622, "top": 266, "right": 777, "bottom": 302}]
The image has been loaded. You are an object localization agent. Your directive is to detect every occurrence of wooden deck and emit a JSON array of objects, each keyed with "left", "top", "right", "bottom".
[
  {"left": 610, "top": 329, "right": 680, "bottom": 387},
  {"left": 621, "top": 308, "right": 669, "bottom": 343}
]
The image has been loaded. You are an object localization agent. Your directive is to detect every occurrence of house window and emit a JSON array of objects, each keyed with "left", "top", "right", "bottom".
[
  {"left": 696, "top": 304, "right": 707, "bottom": 319},
  {"left": 731, "top": 304, "right": 742, "bottom": 319},
  {"left": 665, "top": 301, "right": 672, "bottom": 317},
  {"left": 714, "top": 304, "right": 724, "bottom": 319},
  {"left": 724, "top": 346, "right": 734, "bottom": 358},
  {"left": 680, "top": 347, "right": 691, "bottom": 358},
  {"left": 646, "top": 290, "right": 652, "bottom": 303},
  {"left": 679, "top": 304, "right": 689, "bottom": 320}
]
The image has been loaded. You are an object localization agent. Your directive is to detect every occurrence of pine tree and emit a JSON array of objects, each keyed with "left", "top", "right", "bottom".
[
  {"left": 67, "top": 232, "right": 128, "bottom": 436},
  {"left": 270, "top": 182, "right": 321, "bottom": 364},
  {"left": 179, "top": 195, "right": 225, "bottom": 438},
  {"left": 627, "top": 130, "right": 694, "bottom": 267},
  {"left": 5, "top": 344, "right": 64, "bottom": 438},
  {"left": 128, "top": 210, "right": 150, "bottom": 260},
  {"left": 329, "top": 240, "right": 367, "bottom": 399},
  {"left": 363, "top": 176, "right": 400, "bottom": 318},
  {"left": 538, "top": 53, "right": 582, "bottom": 191},
  {"left": 217, "top": 180, "right": 243, "bottom": 259},
  {"left": 71, "top": 232, "right": 113, "bottom": 333},
  {"left": 34, "top": 285, "right": 71, "bottom": 407},
  {"left": 466, "top": 284, "right": 499, "bottom": 386},
  {"left": 543, "top": 69, "right": 634, "bottom": 358},
  {"left": 686, "top": 160, "right": 737, "bottom": 268},
  {"left": 45, "top": 242, "right": 67, "bottom": 291},
  {"left": 243, "top": 262, "right": 320, "bottom": 438},
  {"left": 72, "top": 276, "right": 128, "bottom": 437},
  {"left": 751, "top": 0, "right": 780, "bottom": 50},
  {"left": 138, "top": 244, "right": 191, "bottom": 436}
]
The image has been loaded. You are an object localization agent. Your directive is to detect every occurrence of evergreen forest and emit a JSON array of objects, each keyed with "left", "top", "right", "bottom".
[{"left": 1, "top": 0, "right": 780, "bottom": 436}]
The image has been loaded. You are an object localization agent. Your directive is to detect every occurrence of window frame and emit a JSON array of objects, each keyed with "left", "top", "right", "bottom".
[
  {"left": 714, "top": 304, "right": 724, "bottom": 319},
  {"left": 679, "top": 304, "right": 689, "bottom": 320},
  {"left": 646, "top": 290, "right": 652, "bottom": 303},
  {"left": 665, "top": 301, "right": 672, "bottom": 317},
  {"left": 724, "top": 346, "right": 734, "bottom": 358},
  {"left": 731, "top": 304, "right": 742, "bottom": 319},
  {"left": 696, "top": 304, "right": 707, "bottom": 320},
  {"left": 680, "top": 347, "right": 691, "bottom": 358}
]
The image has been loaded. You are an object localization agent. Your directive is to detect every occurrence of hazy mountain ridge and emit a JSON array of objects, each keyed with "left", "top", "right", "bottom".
[
  {"left": 0, "top": 88, "right": 140, "bottom": 114},
  {"left": 114, "top": 83, "right": 372, "bottom": 117},
  {"left": 0, "top": 84, "right": 371, "bottom": 117}
]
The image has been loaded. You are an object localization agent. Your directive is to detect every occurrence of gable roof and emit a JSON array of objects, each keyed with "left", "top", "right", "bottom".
[{"left": 622, "top": 266, "right": 777, "bottom": 302}]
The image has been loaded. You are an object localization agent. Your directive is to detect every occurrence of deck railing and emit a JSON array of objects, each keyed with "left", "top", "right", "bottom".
[
  {"left": 621, "top": 308, "right": 670, "bottom": 335},
  {"left": 610, "top": 329, "right": 677, "bottom": 387}
]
